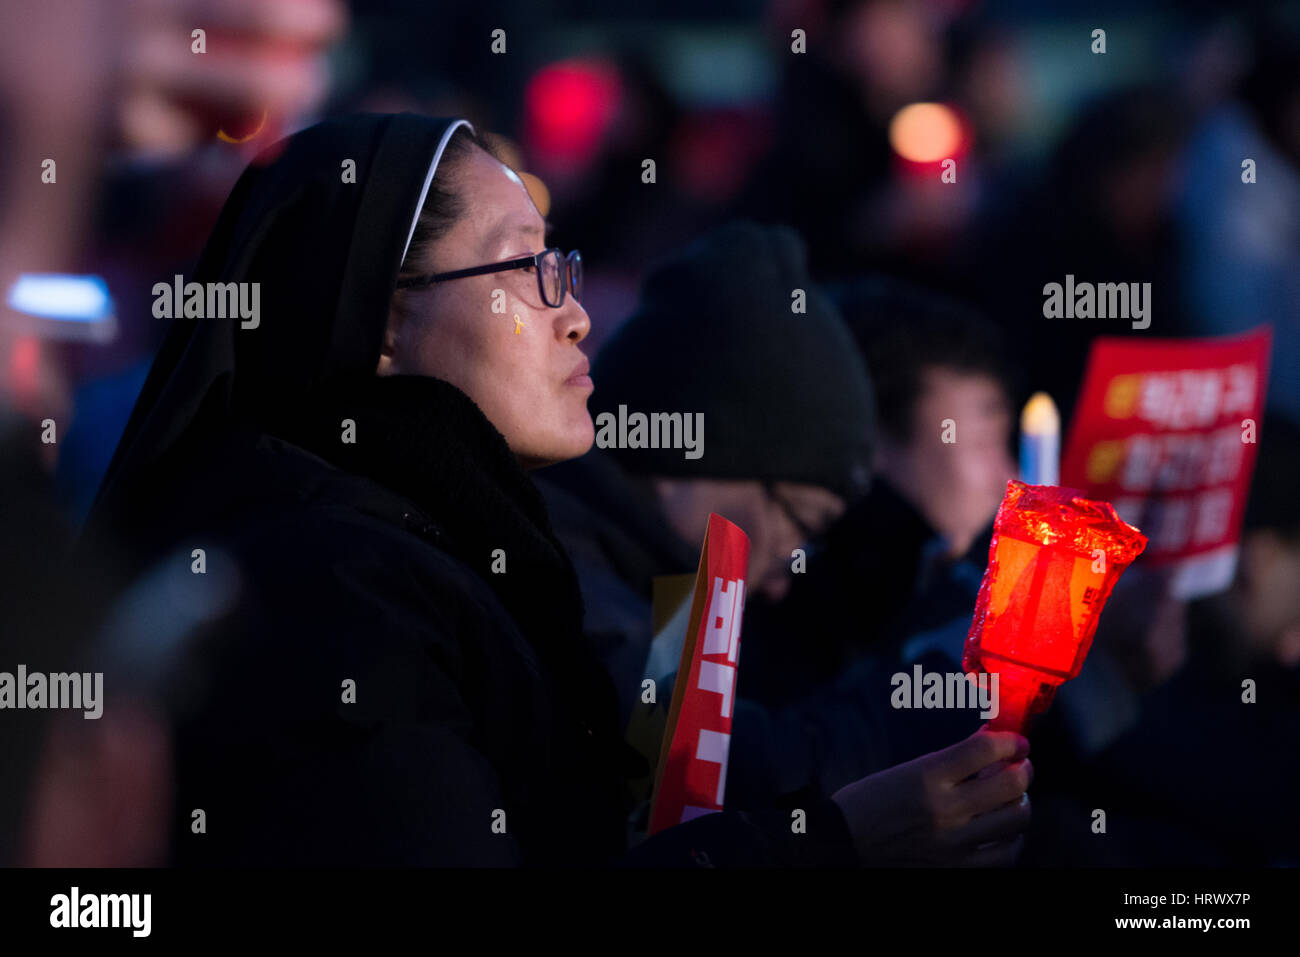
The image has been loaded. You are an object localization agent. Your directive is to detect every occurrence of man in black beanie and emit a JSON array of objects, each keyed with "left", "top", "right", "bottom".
[
  {"left": 539, "top": 221, "right": 875, "bottom": 726},
  {"left": 539, "top": 222, "right": 895, "bottom": 810},
  {"left": 589, "top": 219, "right": 874, "bottom": 514}
]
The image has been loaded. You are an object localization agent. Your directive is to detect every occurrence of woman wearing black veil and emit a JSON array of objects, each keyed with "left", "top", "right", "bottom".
[{"left": 85, "top": 114, "right": 1031, "bottom": 866}]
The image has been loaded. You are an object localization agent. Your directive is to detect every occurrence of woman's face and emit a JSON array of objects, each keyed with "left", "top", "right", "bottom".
[{"left": 378, "top": 146, "right": 594, "bottom": 468}]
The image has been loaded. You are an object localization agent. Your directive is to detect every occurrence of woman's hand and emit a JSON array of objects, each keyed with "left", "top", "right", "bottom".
[{"left": 831, "top": 728, "right": 1032, "bottom": 866}]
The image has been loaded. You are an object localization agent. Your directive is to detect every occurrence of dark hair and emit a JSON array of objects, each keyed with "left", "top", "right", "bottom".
[
  {"left": 828, "top": 277, "right": 1015, "bottom": 444},
  {"left": 395, "top": 126, "right": 502, "bottom": 284}
]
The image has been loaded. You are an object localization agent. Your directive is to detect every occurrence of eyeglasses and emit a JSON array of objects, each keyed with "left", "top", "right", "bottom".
[
  {"left": 395, "top": 247, "right": 583, "bottom": 308},
  {"left": 763, "top": 481, "right": 820, "bottom": 542}
]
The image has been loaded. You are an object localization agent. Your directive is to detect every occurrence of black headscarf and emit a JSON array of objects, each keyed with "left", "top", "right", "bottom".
[
  {"left": 90, "top": 113, "right": 472, "bottom": 521},
  {"left": 85, "top": 114, "right": 634, "bottom": 854}
]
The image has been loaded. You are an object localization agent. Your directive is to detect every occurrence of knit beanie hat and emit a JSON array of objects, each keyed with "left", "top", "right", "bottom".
[{"left": 591, "top": 221, "right": 875, "bottom": 500}]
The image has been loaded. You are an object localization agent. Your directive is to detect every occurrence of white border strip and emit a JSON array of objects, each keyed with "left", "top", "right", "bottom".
[
  {"left": 400, "top": 118, "right": 474, "bottom": 268},
  {"left": 1169, "top": 544, "right": 1239, "bottom": 600}
]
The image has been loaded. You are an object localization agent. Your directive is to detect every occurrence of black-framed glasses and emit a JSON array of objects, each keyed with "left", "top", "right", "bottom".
[
  {"left": 395, "top": 248, "right": 583, "bottom": 308},
  {"left": 763, "top": 481, "right": 819, "bottom": 542}
]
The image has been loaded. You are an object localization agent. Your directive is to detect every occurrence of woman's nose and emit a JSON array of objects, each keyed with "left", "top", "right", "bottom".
[{"left": 556, "top": 300, "right": 591, "bottom": 343}]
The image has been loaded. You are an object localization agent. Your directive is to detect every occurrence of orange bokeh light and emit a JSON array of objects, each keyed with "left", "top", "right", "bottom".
[{"left": 888, "top": 102, "right": 963, "bottom": 163}]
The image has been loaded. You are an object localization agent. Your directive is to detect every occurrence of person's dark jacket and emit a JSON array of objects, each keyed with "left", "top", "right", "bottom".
[
  {"left": 106, "top": 378, "right": 856, "bottom": 867},
  {"left": 537, "top": 451, "right": 698, "bottom": 729}
]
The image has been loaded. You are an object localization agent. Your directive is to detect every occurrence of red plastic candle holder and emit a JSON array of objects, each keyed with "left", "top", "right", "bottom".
[{"left": 963, "top": 480, "right": 1148, "bottom": 734}]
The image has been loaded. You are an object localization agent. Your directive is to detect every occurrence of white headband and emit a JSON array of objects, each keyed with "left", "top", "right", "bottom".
[{"left": 399, "top": 118, "right": 475, "bottom": 268}]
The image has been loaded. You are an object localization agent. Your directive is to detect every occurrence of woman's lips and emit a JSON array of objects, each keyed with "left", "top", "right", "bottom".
[{"left": 565, "top": 357, "right": 593, "bottom": 388}]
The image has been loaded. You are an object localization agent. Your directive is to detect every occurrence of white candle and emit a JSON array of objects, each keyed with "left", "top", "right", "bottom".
[{"left": 1019, "top": 392, "right": 1060, "bottom": 486}]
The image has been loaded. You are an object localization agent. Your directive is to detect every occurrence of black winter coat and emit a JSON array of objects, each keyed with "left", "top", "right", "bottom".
[{"left": 99, "top": 379, "right": 856, "bottom": 867}]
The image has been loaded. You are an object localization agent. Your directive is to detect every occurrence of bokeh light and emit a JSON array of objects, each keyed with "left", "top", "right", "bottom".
[
  {"left": 523, "top": 59, "right": 623, "bottom": 172},
  {"left": 889, "top": 102, "right": 964, "bottom": 163}
]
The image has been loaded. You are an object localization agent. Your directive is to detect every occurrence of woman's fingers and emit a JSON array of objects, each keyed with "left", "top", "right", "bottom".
[
  {"left": 957, "top": 756, "right": 1033, "bottom": 818},
  {"left": 939, "top": 728, "right": 1029, "bottom": 782},
  {"left": 837, "top": 731, "right": 1035, "bottom": 867},
  {"left": 951, "top": 792, "right": 1032, "bottom": 851}
]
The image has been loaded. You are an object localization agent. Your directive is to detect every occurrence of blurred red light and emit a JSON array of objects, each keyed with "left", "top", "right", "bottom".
[{"left": 523, "top": 59, "right": 622, "bottom": 171}]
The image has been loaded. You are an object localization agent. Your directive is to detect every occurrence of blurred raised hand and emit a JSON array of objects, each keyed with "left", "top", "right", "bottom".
[
  {"left": 117, "top": 0, "right": 347, "bottom": 153},
  {"left": 0, "top": 0, "right": 346, "bottom": 414}
]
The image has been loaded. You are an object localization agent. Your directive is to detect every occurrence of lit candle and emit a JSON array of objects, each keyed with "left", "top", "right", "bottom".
[{"left": 1019, "top": 392, "right": 1060, "bottom": 486}]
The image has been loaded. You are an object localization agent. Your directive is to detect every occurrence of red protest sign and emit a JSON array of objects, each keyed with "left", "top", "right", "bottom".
[
  {"left": 648, "top": 513, "right": 750, "bottom": 835},
  {"left": 1061, "top": 328, "right": 1272, "bottom": 598}
]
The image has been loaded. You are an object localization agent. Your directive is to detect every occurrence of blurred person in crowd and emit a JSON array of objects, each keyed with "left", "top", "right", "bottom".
[
  {"left": 47, "top": 0, "right": 347, "bottom": 518},
  {"left": 739, "top": 280, "right": 1015, "bottom": 707},
  {"left": 80, "top": 116, "right": 1032, "bottom": 867},
  {"left": 537, "top": 55, "right": 688, "bottom": 268},
  {"left": 515, "top": 54, "right": 684, "bottom": 362},
  {"left": 1178, "top": 14, "right": 1300, "bottom": 420},
  {"left": 0, "top": 0, "right": 343, "bottom": 865},
  {"left": 964, "top": 86, "right": 1193, "bottom": 423},
  {"left": 1, "top": 0, "right": 346, "bottom": 408},
  {"left": 735, "top": 0, "right": 955, "bottom": 275},
  {"left": 1026, "top": 414, "right": 1300, "bottom": 866},
  {"left": 525, "top": 52, "right": 750, "bottom": 360}
]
